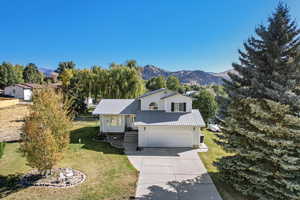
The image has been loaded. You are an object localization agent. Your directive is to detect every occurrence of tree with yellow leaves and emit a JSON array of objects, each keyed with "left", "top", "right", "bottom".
[{"left": 21, "top": 87, "right": 72, "bottom": 175}]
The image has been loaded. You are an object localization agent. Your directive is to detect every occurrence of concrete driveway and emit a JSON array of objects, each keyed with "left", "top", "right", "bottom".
[{"left": 126, "top": 147, "right": 223, "bottom": 200}]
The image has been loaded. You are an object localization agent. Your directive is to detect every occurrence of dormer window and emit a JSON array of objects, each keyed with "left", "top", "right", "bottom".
[
  {"left": 149, "top": 102, "right": 158, "bottom": 110},
  {"left": 171, "top": 102, "right": 186, "bottom": 112}
]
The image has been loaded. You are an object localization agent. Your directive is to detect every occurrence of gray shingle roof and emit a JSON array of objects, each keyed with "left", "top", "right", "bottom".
[
  {"left": 139, "top": 88, "right": 167, "bottom": 99},
  {"left": 134, "top": 109, "right": 205, "bottom": 127},
  {"left": 160, "top": 92, "right": 192, "bottom": 100},
  {"left": 92, "top": 99, "right": 139, "bottom": 115},
  {"left": 160, "top": 92, "right": 178, "bottom": 99}
]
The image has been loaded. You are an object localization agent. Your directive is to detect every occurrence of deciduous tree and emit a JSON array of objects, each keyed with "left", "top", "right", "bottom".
[
  {"left": 146, "top": 76, "right": 166, "bottom": 91},
  {"left": 0, "top": 62, "right": 24, "bottom": 88},
  {"left": 21, "top": 88, "right": 72, "bottom": 175},
  {"left": 55, "top": 61, "right": 76, "bottom": 75},
  {"left": 166, "top": 76, "right": 181, "bottom": 91},
  {"left": 23, "top": 63, "right": 43, "bottom": 83},
  {"left": 193, "top": 89, "right": 218, "bottom": 123}
]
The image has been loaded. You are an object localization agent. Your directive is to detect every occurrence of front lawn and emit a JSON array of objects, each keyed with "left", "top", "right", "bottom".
[
  {"left": 0, "top": 121, "right": 138, "bottom": 200},
  {"left": 199, "top": 129, "right": 249, "bottom": 200}
]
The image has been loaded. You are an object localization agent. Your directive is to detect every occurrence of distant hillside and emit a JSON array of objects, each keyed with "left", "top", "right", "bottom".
[
  {"left": 39, "top": 68, "right": 55, "bottom": 77},
  {"left": 141, "top": 65, "right": 232, "bottom": 85},
  {"left": 38, "top": 65, "right": 233, "bottom": 85},
  {"left": 211, "top": 69, "right": 237, "bottom": 80}
]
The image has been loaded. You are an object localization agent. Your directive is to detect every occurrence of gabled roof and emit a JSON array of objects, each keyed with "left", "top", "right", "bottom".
[
  {"left": 92, "top": 99, "right": 139, "bottom": 115},
  {"left": 160, "top": 92, "right": 178, "bottom": 99},
  {"left": 139, "top": 88, "right": 167, "bottom": 99},
  {"left": 160, "top": 92, "right": 191, "bottom": 100},
  {"left": 134, "top": 109, "right": 205, "bottom": 127}
]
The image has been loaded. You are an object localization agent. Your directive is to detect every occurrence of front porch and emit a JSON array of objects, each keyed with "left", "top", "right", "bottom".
[
  {"left": 104, "top": 131, "right": 138, "bottom": 150},
  {"left": 99, "top": 114, "right": 137, "bottom": 133}
]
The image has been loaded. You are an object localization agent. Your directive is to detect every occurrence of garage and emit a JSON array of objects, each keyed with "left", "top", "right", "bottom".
[{"left": 139, "top": 126, "right": 194, "bottom": 147}]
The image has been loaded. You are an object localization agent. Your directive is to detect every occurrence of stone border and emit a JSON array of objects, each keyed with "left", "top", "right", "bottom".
[{"left": 20, "top": 168, "right": 86, "bottom": 188}]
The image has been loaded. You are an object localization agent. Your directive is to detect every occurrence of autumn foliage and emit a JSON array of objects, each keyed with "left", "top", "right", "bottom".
[{"left": 21, "top": 87, "right": 72, "bottom": 174}]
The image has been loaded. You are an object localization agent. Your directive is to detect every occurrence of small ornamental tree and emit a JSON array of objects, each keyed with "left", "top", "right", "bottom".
[{"left": 21, "top": 87, "right": 72, "bottom": 175}]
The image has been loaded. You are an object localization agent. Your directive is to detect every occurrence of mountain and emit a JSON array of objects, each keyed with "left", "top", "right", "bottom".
[
  {"left": 39, "top": 68, "right": 55, "bottom": 77},
  {"left": 211, "top": 69, "right": 237, "bottom": 80},
  {"left": 141, "top": 65, "right": 230, "bottom": 85}
]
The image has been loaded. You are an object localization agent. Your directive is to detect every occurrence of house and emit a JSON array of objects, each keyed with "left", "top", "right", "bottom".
[
  {"left": 92, "top": 88, "right": 206, "bottom": 148},
  {"left": 4, "top": 83, "right": 61, "bottom": 101},
  {"left": 4, "top": 83, "right": 42, "bottom": 101}
]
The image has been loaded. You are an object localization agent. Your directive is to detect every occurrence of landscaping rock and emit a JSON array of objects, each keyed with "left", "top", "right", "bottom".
[{"left": 20, "top": 168, "right": 86, "bottom": 188}]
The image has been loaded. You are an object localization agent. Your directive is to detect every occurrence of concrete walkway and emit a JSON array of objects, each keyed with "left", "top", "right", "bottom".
[{"left": 124, "top": 133, "right": 223, "bottom": 200}]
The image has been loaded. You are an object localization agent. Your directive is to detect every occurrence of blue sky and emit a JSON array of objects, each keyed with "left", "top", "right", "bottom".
[{"left": 0, "top": 0, "right": 300, "bottom": 72}]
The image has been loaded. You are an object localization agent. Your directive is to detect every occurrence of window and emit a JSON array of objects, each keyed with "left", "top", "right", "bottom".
[
  {"left": 171, "top": 102, "right": 186, "bottom": 112},
  {"left": 149, "top": 102, "right": 158, "bottom": 110},
  {"left": 108, "top": 116, "right": 121, "bottom": 126}
]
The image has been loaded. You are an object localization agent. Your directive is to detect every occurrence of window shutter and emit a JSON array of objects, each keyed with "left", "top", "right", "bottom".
[
  {"left": 171, "top": 102, "right": 174, "bottom": 112},
  {"left": 183, "top": 103, "right": 186, "bottom": 112}
]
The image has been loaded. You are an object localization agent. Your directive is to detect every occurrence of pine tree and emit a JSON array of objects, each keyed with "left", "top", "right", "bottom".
[{"left": 218, "top": 3, "right": 300, "bottom": 200}]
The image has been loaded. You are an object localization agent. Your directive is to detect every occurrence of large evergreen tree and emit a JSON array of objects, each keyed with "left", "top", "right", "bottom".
[{"left": 219, "top": 4, "right": 300, "bottom": 200}]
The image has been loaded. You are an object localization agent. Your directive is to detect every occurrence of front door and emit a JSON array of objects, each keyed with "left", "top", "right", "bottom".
[{"left": 126, "top": 115, "right": 137, "bottom": 130}]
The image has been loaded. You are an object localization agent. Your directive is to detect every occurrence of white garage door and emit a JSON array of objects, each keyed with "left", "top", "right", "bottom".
[{"left": 145, "top": 126, "right": 193, "bottom": 147}]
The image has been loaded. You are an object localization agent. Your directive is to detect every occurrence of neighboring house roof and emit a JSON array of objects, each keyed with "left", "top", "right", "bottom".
[
  {"left": 8, "top": 83, "right": 61, "bottom": 90},
  {"left": 92, "top": 99, "right": 139, "bottom": 115},
  {"left": 15, "top": 83, "right": 43, "bottom": 89},
  {"left": 134, "top": 109, "right": 205, "bottom": 127},
  {"left": 139, "top": 88, "right": 167, "bottom": 99}
]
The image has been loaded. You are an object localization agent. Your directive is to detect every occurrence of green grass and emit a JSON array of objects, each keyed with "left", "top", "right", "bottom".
[
  {"left": 0, "top": 121, "right": 138, "bottom": 200},
  {"left": 199, "top": 129, "right": 249, "bottom": 200}
]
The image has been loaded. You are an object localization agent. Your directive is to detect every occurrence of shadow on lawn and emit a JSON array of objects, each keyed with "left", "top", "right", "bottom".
[
  {"left": 70, "top": 126, "right": 123, "bottom": 155},
  {"left": 0, "top": 174, "right": 29, "bottom": 199}
]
